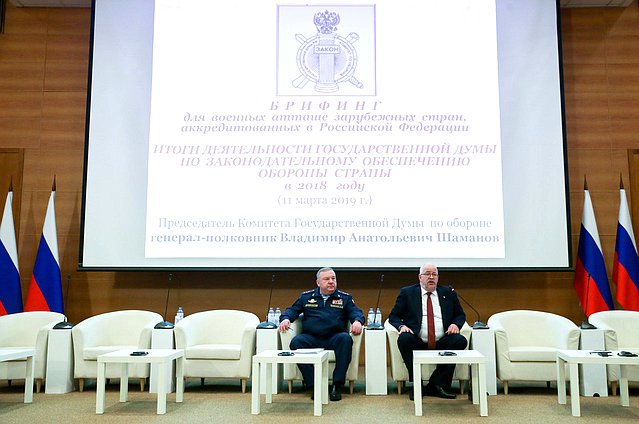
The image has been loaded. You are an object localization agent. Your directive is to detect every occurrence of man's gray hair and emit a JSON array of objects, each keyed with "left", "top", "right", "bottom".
[{"left": 316, "top": 267, "right": 334, "bottom": 279}]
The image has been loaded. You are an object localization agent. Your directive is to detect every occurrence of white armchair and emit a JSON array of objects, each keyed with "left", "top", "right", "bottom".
[
  {"left": 384, "top": 319, "right": 472, "bottom": 394},
  {"left": 487, "top": 310, "right": 581, "bottom": 394},
  {"left": 0, "top": 311, "right": 64, "bottom": 392},
  {"left": 72, "top": 310, "right": 162, "bottom": 391},
  {"left": 280, "top": 319, "right": 362, "bottom": 394},
  {"left": 173, "top": 309, "right": 259, "bottom": 393},
  {"left": 589, "top": 310, "right": 639, "bottom": 394}
]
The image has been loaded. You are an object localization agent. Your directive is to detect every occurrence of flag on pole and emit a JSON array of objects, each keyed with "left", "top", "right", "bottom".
[
  {"left": 24, "top": 179, "right": 63, "bottom": 313},
  {"left": 612, "top": 179, "right": 639, "bottom": 311},
  {"left": 573, "top": 181, "right": 615, "bottom": 315},
  {"left": 0, "top": 184, "right": 22, "bottom": 316}
]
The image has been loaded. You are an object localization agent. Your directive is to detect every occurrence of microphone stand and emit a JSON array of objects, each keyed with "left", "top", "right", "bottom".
[
  {"left": 450, "top": 285, "right": 488, "bottom": 330},
  {"left": 257, "top": 274, "right": 277, "bottom": 329},
  {"left": 367, "top": 274, "right": 384, "bottom": 330},
  {"left": 53, "top": 274, "right": 74, "bottom": 329},
  {"left": 155, "top": 273, "right": 174, "bottom": 329},
  {"left": 580, "top": 273, "right": 596, "bottom": 329}
]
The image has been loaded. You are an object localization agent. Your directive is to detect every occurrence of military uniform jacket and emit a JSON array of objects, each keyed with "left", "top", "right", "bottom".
[{"left": 280, "top": 288, "right": 365, "bottom": 339}]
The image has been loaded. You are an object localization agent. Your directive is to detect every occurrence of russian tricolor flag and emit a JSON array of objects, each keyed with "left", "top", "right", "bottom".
[
  {"left": 612, "top": 187, "right": 639, "bottom": 311},
  {"left": 0, "top": 188, "right": 22, "bottom": 316},
  {"left": 24, "top": 186, "right": 63, "bottom": 314},
  {"left": 573, "top": 187, "right": 615, "bottom": 316}
]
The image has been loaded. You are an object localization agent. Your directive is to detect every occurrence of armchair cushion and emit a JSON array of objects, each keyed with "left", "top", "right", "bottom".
[
  {"left": 384, "top": 319, "right": 472, "bottom": 386},
  {"left": 185, "top": 344, "right": 241, "bottom": 360},
  {"left": 589, "top": 310, "right": 639, "bottom": 383},
  {"left": 280, "top": 318, "right": 362, "bottom": 386},
  {"left": 0, "top": 311, "right": 64, "bottom": 381},
  {"left": 72, "top": 310, "right": 162, "bottom": 380},
  {"left": 173, "top": 309, "right": 259, "bottom": 384},
  {"left": 487, "top": 310, "right": 580, "bottom": 385}
]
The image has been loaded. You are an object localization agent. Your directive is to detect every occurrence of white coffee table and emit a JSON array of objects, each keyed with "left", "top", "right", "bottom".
[
  {"left": 0, "top": 348, "right": 35, "bottom": 403},
  {"left": 556, "top": 349, "right": 639, "bottom": 417},
  {"left": 413, "top": 350, "right": 487, "bottom": 417},
  {"left": 95, "top": 349, "right": 184, "bottom": 415},
  {"left": 252, "top": 349, "right": 329, "bottom": 416}
]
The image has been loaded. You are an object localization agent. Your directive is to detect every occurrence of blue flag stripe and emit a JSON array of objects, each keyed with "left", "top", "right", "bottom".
[
  {"left": 32, "top": 235, "right": 63, "bottom": 313},
  {"left": 0, "top": 243, "right": 21, "bottom": 314},
  {"left": 615, "top": 223, "right": 639, "bottom": 290},
  {"left": 577, "top": 224, "right": 615, "bottom": 309}
]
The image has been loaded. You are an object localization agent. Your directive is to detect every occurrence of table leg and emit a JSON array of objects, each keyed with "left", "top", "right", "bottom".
[
  {"left": 471, "top": 363, "right": 479, "bottom": 405},
  {"left": 413, "top": 362, "right": 422, "bottom": 416},
  {"left": 313, "top": 361, "right": 322, "bottom": 416},
  {"left": 24, "top": 355, "right": 34, "bottom": 403},
  {"left": 619, "top": 366, "right": 630, "bottom": 407},
  {"left": 120, "top": 363, "right": 129, "bottom": 403},
  {"left": 96, "top": 362, "right": 106, "bottom": 414},
  {"left": 251, "top": 358, "right": 260, "bottom": 415},
  {"left": 556, "top": 358, "right": 566, "bottom": 405},
  {"left": 265, "top": 363, "right": 273, "bottom": 404},
  {"left": 176, "top": 356, "right": 184, "bottom": 403},
  {"left": 322, "top": 357, "right": 328, "bottom": 405},
  {"left": 478, "top": 363, "right": 488, "bottom": 417},
  {"left": 157, "top": 360, "right": 167, "bottom": 414},
  {"left": 568, "top": 362, "right": 580, "bottom": 417}
]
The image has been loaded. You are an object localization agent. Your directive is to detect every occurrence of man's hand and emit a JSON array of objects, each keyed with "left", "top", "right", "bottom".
[
  {"left": 350, "top": 320, "right": 363, "bottom": 335},
  {"left": 398, "top": 325, "right": 414, "bottom": 334},
  {"left": 278, "top": 318, "right": 291, "bottom": 332},
  {"left": 445, "top": 323, "right": 460, "bottom": 335}
]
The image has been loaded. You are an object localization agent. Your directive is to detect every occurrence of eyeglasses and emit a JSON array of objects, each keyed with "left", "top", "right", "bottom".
[{"left": 420, "top": 272, "right": 438, "bottom": 277}]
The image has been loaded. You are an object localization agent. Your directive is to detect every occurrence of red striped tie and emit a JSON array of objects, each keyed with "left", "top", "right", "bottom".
[{"left": 427, "top": 292, "right": 436, "bottom": 349}]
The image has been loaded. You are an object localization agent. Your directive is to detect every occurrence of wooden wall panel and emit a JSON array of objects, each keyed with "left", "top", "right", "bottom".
[{"left": 1, "top": 3, "right": 639, "bottom": 329}]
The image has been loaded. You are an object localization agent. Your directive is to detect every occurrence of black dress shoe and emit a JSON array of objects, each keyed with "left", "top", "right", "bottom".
[
  {"left": 329, "top": 384, "right": 342, "bottom": 401},
  {"left": 425, "top": 385, "right": 456, "bottom": 399}
]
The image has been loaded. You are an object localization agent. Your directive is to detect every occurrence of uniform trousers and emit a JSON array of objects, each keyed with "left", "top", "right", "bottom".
[
  {"left": 290, "top": 332, "right": 353, "bottom": 388},
  {"left": 397, "top": 332, "right": 467, "bottom": 390}
]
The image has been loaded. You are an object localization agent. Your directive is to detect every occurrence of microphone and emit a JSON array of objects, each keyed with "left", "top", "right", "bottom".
[
  {"left": 53, "top": 274, "right": 74, "bottom": 329},
  {"left": 367, "top": 274, "right": 384, "bottom": 330},
  {"left": 449, "top": 285, "right": 488, "bottom": 330},
  {"left": 257, "top": 274, "right": 277, "bottom": 329},
  {"left": 580, "top": 273, "right": 596, "bottom": 330},
  {"left": 154, "top": 273, "right": 174, "bottom": 329}
]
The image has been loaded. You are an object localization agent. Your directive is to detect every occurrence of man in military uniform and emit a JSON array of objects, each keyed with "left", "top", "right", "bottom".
[{"left": 278, "top": 267, "right": 364, "bottom": 401}]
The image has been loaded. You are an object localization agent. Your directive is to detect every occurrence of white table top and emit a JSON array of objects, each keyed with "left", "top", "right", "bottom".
[
  {"left": 557, "top": 349, "right": 639, "bottom": 365},
  {"left": 0, "top": 348, "right": 35, "bottom": 361},
  {"left": 97, "top": 349, "right": 184, "bottom": 363},
  {"left": 254, "top": 349, "right": 329, "bottom": 363},
  {"left": 413, "top": 349, "right": 485, "bottom": 364}
]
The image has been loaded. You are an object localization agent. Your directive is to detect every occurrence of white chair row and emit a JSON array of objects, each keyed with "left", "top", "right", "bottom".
[{"left": 1, "top": 309, "right": 637, "bottom": 395}]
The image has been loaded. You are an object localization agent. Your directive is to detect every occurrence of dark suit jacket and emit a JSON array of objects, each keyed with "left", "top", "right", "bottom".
[{"left": 388, "top": 284, "right": 466, "bottom": 335}]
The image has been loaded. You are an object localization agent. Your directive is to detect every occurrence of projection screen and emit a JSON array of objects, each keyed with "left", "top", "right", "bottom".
[{"left": 80, "top": 0, "right": 571, "bottom": 270}]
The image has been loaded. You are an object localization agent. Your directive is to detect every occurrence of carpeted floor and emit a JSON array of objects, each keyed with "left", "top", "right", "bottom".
[{"left": 1, "top": 376, "right": 638, "bottom": 424}]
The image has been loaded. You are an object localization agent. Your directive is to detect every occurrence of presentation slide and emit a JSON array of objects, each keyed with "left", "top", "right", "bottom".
[{"left": 80, "top": 0, "right": 570, "bottom": 270}]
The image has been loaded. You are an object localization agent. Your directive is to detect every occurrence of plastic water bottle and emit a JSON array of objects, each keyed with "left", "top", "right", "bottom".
[
  {"left": 274, "top": 307, "right": 281, "bottom": 325},
  {"left": 375, "top": 307, "right": 382, "bottom": 325},
  {"left": 267, "top": 307, "right": 275, "bottom": 324},
  {"left": 175, "top": 306, "right": 184, "bottom": 324},
  {"left": 367, "top": 307, "right": 375, "bottom": 326}
]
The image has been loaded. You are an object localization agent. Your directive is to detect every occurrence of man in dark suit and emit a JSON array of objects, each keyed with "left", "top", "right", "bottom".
[{"left": 388, "top": 263, "right": 467, "bottom": 399}]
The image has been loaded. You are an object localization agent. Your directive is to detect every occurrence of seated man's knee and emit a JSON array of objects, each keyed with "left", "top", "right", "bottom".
[
  {"left": 290, "top": 335, "right": 308, "bottom": 350},
  {"left": 334, "top": 332, "right": 353, "bottom": 347},
  {"left": 451, "top": 334, "right": 467, "bottom": 349}
]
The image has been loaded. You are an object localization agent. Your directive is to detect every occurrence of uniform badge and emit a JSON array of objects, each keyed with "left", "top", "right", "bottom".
[
  {"left": 332, "top": 299, "right": 343, "bottom": 305},
  {"left": 309, "top": 298, "right": 317, "bottom": 303}
]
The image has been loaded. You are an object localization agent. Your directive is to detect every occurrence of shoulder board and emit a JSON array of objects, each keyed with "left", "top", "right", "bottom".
[
  {"left": 302, "top": 289, "right": 314, "bottom": 294},
  {"left": 336, "top": 290, "right": 350, "bottom": 296}
]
